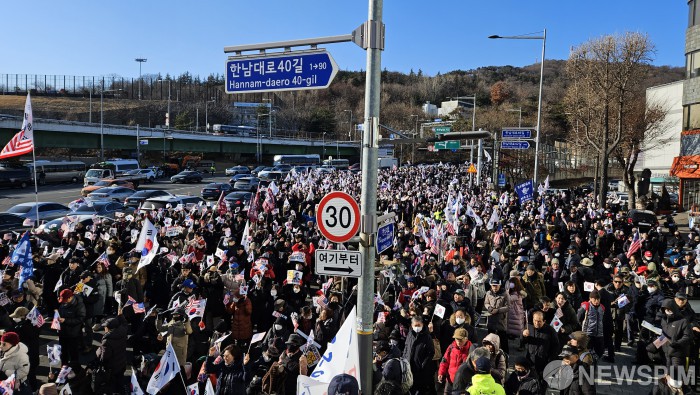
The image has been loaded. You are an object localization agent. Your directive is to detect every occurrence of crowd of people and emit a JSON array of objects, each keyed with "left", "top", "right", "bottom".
[{"left": 0, "top": 162, "right": 697, "bottom": 395}]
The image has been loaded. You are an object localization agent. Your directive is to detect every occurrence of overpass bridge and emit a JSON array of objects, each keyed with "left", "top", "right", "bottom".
[{"left": 0, "top": 114, "right": 359, "bottom": 162}]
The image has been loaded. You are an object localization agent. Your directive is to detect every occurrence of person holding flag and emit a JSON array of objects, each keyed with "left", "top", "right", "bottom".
[
  {"left": 0, "top": 332, "right": 30, "bottom": 394},
  {"left": 205, "top": 344, "right": 247, "bottom": 394},
  {"left": 96, "top": 308, "right": 128, "bottom": 395},
  {"left": 56, "top": 289, "right": 85, "bottom": 365},
  {"left": 10, "top": 307, "right": 41, "bottom": 391}
]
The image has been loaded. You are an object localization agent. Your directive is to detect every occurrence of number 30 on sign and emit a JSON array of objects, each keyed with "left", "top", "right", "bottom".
[{"left": 316, "top": 191, "right": 360, "bottom": 243}]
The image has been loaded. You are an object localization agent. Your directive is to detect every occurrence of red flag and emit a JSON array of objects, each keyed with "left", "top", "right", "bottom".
[{"left": 217, "top": 191, "right": 228, "bottom": 216}]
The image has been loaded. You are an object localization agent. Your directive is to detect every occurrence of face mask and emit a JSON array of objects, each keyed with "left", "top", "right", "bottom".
[
  {"left": 509, "top": 282, "right": 515, "bottom": 289},
  {"left": 603, "top": 263, "right": 611, "bottom": 269},
  {"left": 666, "top": 310, "right": 674, "bottom": 316},
  {"left": 412, "top": 326, "right": 423, "bottom": 333},
  {"left": 517, "top": 370, "right": 528, "bottom": 378},
  {"left": 12, "top": 318, "right": 20, "bottom": 323},
  {"left": 456, "top": 317, "right": 465, "bottom": 325},
  {"left": 672, "top": 276, "right": 680, "bottom": 283},
  {"left": 274, "top": 324, "right": 283, "bottom": 331},
  {"left": 648, "top": 287, "right": 657, "bottom": 293},
  {"left": 390, "top": 339, "right": 399, "bottom": 346},
  {"left": 270, "top": 290, "right": 277, "bottom": 297},
  {"left": 232, "top": 297, "right": 239, "bottom": 303},
  {"left": 293, "top": 288, "right": 301, "bottom": 294}
]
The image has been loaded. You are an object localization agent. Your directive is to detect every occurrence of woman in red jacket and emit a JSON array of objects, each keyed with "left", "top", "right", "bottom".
[
  {"left": 437, "top": 327, "right": 473, "bottom": 394},
  {"left": 226, "top": 287, "right": 253, "bottom": 346}
]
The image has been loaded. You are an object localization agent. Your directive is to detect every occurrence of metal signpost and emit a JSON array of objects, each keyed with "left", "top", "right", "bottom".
[
  {"left": 315, "top": 250, "right": 364, "bottom": 277},
  {"left": 225, "top": 50, "right": 339, "bottom": 94},
  {"left": 501, "top": 141, "right": 530, "bottom": 150}
]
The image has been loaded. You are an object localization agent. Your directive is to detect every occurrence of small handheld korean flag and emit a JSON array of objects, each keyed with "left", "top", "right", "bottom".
[
  {"left": 551, "top": 315, "right": 564, "bottom": 332},
  {"left": 433, "top": 304, "right": 446, "bottom": 319},
  {"left": 47, "top": 344, "right": 61, "bottom": 366},
  {"left": 146, "top": 343, "right": 181, "bottom": 394},
  {"left": 130, "top": 368, "right": 145, "bottom": 395},
  {"left": 51, "top": 311, "right": 61, "bottom": 331}
]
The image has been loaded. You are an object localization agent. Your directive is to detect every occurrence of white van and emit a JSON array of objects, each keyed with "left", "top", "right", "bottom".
[{"left": 83, "top": 159, "right": 140, "bottom": 186}]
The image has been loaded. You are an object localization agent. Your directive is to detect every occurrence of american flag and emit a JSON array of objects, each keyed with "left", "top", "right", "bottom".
[
  {"left": 446, "top": 221, "right": 455, "bottom": 236},
  {"left": 127, "top": 296, "right": 145, "bottom": 313},
  {"left": 493, "top": 224, "right": 504, "bottom": 246},
  {"left": 27, "top": 306, "right": 45, "bottom": 327},
  {"left": 0, "top": 94, "right": 33, "bottom": 159},
  {"left": 626, "top": 230, "right": 642, "bottom": 258},
  {"left": 95, "top": 252, "right": 110, "bottom": 268}
]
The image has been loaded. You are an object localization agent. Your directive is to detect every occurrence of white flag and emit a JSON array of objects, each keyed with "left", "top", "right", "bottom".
[
  {"left": 147, "top": 343, "right": 181, "bottom": 394},
  {"left": 60, "top": 383, "right": 73, "bottom": 395},
  {"left": 137, "top": 237, "right": 159, "bottom": 272},
  {"left": 130, "top": 368, "right": 145, "bottom": 395},
  {"left": 205, "top": 379, "right": 216, "bottom": 395},
  {"left": 54, "top": 277, "right": 63, "bottom": 292},
  {"left": 434, "top": 304, "right": 446, "bottom": 319},
  {"left": 186, "top": 383, "right": 199, "bottom": 395},
  {"left": 486, "top": 207, "right": 499, "bottom": 231},
  {"left": 47, "top": 344, "right": 61, "bottom": 366},
  {"left": 241, "top": 220, "right": 250, "bottom": 252},
  {"left": 135, "top": 218, "right": 157, "bottom": 258}
]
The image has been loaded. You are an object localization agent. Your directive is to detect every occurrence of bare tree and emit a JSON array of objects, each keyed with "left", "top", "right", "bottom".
[{"left": 565, "top": 32, "right": 655, "bottom": 207}]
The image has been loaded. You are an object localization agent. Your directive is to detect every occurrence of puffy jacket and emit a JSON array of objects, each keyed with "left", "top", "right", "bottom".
[
  {"left": 523, "top": 323, "right": 560, "bottom": 371},
  {"left": 94, "top": 273, "right": 113, "bottom": 317},
  {"left": 438, "top": 339, "right": 472, "bottom": 383},
  {"left": 206, "top": 355, "right": 247, "bottom": 395},
  {"left": 522, "top": 272, "right": 546, "bottom": 308},
  {"left": 0, "top": 342, "right": 29, "bottom": 384},
  {"left": 557, "top": 300, "right": 581, "bottom": 335},
  {"left": 485, "top": 288, "right": 509, "bottom": 332},
  {"left": 97, "top": 315, "right": 128, "bottom": 371},
  {"left": 505, "top": 369, "right": 541, "bottom": 395},
  {"left": 578, "top": 301, "right": 605, "bottom": 338},
  {"left": 467, "top": 373, "right": 506, "bottom": 395},
  {"left": 483, "top": 333, "right": 507, "bottom": 385},
  {"left": 507, "top": 291, "right": 526, "bottom": 337},
  {"left": 659, "top": 299, "right": 692, "bottom": 358},
  {"left": 227, "top": 297, "right": 253, "bottom": 341},
  {"left": 561, "top": 360, "right": 595, "bottom": 395},
  {"left": 402, "top": 326, "right": 435, "bottom": 382},
  {"left": 58, "top": 295, "right": 86, "bottom": 338},
  {"left": 156, "top": 318, "right": 193, "bottom": 366}
]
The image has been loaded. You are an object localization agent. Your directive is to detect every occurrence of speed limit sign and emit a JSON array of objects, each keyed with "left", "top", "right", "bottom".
[{"left": 317, "top": 191, "right": 360, "bottom": 243}]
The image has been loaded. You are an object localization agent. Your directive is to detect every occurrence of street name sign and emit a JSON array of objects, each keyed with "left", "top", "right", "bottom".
[
  {"left": 317, "top": 191, "right": 360, "bottom": 243},
  {"left": 315, "top": 249, "right": 363, "bottom": 277},
  {"left": 498, "top": 173, "right": 506, "bottom": 187},
  {"left": 501, "top": 141, "right": 530, "bottom": 150},
  {"left": 376, "top": 222, "right": 394, "bottom": 254},
  {"left": 502, "top": 129, "right": 532, "bottom": 139},
  {"left": 225, "top": 50, "right": 338, "bottom": 94},
  {"left": 434, "top": 140, "right": 460, "bottom": 150},
  {"left": 434, "top": 126, "right": 451, "bottom": 134}
]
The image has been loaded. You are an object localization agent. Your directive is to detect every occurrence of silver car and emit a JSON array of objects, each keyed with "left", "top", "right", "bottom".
[
  {"left": 233, "top": 176, "right": 261, "bottom": 192},
  {"left": 5, "top": 202, "right": 71, "bottom": 224},
  {"left": 87, "top": 186, "right": 136, "bottom": 202}
]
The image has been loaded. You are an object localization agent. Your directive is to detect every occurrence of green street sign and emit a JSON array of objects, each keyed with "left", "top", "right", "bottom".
[
  {"left": 433, "top": 140, "right": 460, "bottom": 150},
  {"left": 434, "top": 126, "right": 451, "bottom": 134}
]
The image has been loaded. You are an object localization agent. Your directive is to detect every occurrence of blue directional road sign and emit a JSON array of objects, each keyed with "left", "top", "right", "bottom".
[
  {"left": 376, "top": 222, "right": 394, "bottom": 255},
  {"left": 498, "top": 173, "right": 506, "bottom": 187},
  {"left": 501, "top": 141, "right": 530, "bottom": 150},
  {"left": 502, "top": 129, "right": 532, "bottom": 139},
  {"left": 225, "top": 50, "right": 338, "bottom": 94}
]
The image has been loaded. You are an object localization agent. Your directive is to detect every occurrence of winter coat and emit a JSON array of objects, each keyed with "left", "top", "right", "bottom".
[
  {"left": 523, "top": 323, "right": 560, "bottom": 371},
  {"left": 94, "top": 273, "right": 113, "bottom": 316},
  {"left": 206, "top": 356, "right": 247, "bottom": 395},
  {"left": 483, "top": 333, "right": 508, "bottom": 385},
  {"left": 226, "top": 297, "right": 253, "bottom": 341},
  {"left": 23, "top": 278, "right": 42, "bottom": 306},
  {"left": 507, "top": 291, "right": 526, "bottom": 337},
  {"left": 156, "top": 318, "right": 193, "bottom": 366},
  {"left": 485, "top": 288, "right": 510, "bottom": 332},
  {"left": 438, "top": 339, "right": 472, "bottom": 383},
  {"left": 557, "top": 301, "right": 581, "bottom": 335},
  {"left": 79, "top": 279, "right": 100, "bottom": 318},
  {"left": 660, "top": 300, "right": 692, "bottom": 359},
  {"left": 644, "top": 289, "right": 665, "bottom": 325},
  {"left": 57, "top": 295, "right": 86, "bottom": 338},
  {"left": 97, "top": 315, "right": 128, "bottom": 371},
  {"left": 0, "top": 342, "right": 29, "bottom": 384},
  {"left": 522, "top": 272, "right": 546, "bottom": 308},
  {"left": 578, "top": 301, "right": 605, "bottom": 338},
  {"left": 561, "top": 360, "right": 595, "bottom": 395},
  {"left": 402, "top": 326, "right": 435, "bottom": 383},
  {"left": 467, "top": 373, "right": 506, "bottom": 395},
  {"left": 505, "top": 369, "right": 541, "bottom": 395}
]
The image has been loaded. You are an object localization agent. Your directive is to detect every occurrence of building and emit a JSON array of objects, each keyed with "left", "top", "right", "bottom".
[
  {"left": 636, "top": 81, "right": 682, "bottom": 190},
  {"left": 422, "top": 102, "right": 438, "bottom": 117},
  {"left": 670, "top": 0, "right": 700, "bottom": 209}
]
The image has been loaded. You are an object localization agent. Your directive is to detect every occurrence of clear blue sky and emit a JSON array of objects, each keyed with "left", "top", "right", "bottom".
[{"left": 1, "top": 1, "right": 688, "bottom": 78}]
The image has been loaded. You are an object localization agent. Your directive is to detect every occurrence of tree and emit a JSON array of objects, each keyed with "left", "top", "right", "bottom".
[
  {"left": 565, "top": 32, "right": 655, "bottom": 207},
  {"left": 174, "top": 110, "right": 192, "bottom": 130},
  {"left": 490, "top": 81, "right": 512, "bottom": 106}
]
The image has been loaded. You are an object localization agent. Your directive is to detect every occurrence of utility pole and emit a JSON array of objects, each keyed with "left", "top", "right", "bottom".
[{"left": 135, "top": 58, "right": 147, "bottom": 100}]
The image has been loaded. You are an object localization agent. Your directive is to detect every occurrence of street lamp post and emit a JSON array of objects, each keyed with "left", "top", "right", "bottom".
[
  {"left": 135, "top": 58, "right": 147, "bottom": 100},
  {"left": 489, "top": 29, "right": 547, "bottom": 183},
  {"left": 263, "top": 98, "right": 273, "bottom": 137},
  {"left": 205, "top": 98, "right": 215, "bottom": 132},
  {"left": 344, "top": 109, "right": 353, "bottom": 139},
  {"left": 158, "top": 79, "right": 172, "bottom": 128},
  {"left": 322, "top": 132, "right": 326, "bottom": 158},
  {"left": 99, "top": 81, "right": 123, "bottom": 162}
]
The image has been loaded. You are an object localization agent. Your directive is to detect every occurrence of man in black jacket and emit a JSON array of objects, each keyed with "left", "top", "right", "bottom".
[
  {"left": 523, "top": 310, "right": 560, "bottom": 373},
  {"left": 96, "top": 311, "right": 128, "bottom": 395},
  {"left": 649, "top": 299, "right": 692, "bottom": 367},
  {"left": 402, "top": 316, "right": 435, "bottom": 394},
  {"left": 78, "top": 271, "right": 100, "bottom": 353},
  {"left": 57, "top": 289, "right": 86, "bottom": 365}
]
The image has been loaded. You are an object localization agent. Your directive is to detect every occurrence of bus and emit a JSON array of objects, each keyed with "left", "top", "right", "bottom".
[
  {"left": 212, "top": 124, "right": 256, "bottom": 136},
  {"left": 273, "top": 154, "right": 321, "bottom": 166},
  {"left": 322, "top": 158, "right": 350, "bottom": 170},
  {"left": 25, "top": 160, "right": 87, "bottom": 185}
]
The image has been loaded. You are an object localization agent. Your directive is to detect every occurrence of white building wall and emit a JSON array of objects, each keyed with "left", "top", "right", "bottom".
[{"left": 635, "top": 80, "right": 683, "bottom": 176}]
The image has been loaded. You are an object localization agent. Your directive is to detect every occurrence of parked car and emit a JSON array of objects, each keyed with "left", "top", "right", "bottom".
[
  {"left": 201, "top": 183, "right": 233, "bottom": 200},
  {"left": 0, "top": 213, "right": 30, "bottom": 233},
  {"left": 273, "top": 164, "right": 292, "bottom": 173},
  {"left": 250, "top": 165, "right": 267, "bottom": 176},
  {"left": 233, "top": 176, "right": 261, "bottom": 192},
  {"left": 87, "top": 186, "right": 136, "bottom": 202},
  {"left": 171, "top": 170, "right": 203, "bottom": 184},
  {"left": 625, "top": 209, "right": 659, "bottom": 232},
  {"left": 140, "top": 195, "right": 205, "bottom": 212},
  {"left": 126, "top": 169, "right": 157, "bottom": 183},
  {"left": 69, "top": 201, "right": 126, "bottom": 219},
  {"left": 224, "top": 191, "right": 253, "bottom": 212},
  {"left": 6, "top": 202, "right": 71, "bottom": 224},
  {"left": 225, "top": 166, "right": 251, "bottom": 176},
  {"left": 258, "top": 171, "right": 284, "bottom": 181},
  {"left": 316, "top": 165, "right": 336, "bottom": 174},
  {"left": 0, "top": 166, "right": 32, "bottom": 188},
  {"left": 124, "top": 190, "right": 174, "bottom": 208},
  {"left": 81, "top": 179, "right": 136, "bottom": 197},
  {"left": 229, "top": 174, "right": 250, "bottom": 184}
]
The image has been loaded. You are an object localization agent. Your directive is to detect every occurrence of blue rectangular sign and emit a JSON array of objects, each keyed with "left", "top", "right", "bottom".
[
  {"left": 515, "top": 180, "right": 535, "bottom": 204},
  {"left": 376, "top": 222, "right": 394, "bottom": 255},
  {"left": 226, "top": 51, "right": 338, "bottom": 94},
  {"left": 498, "top": 173, "right": 506, "bottom": 187},
  {"left": 502, "top": 129, "right": 532, "bottom": 139},
  {"left": 501, "top": 141, "right": 530, "bottom": 150}
]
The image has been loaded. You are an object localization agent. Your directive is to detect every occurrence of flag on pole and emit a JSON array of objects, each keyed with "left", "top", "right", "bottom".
[
  {"left": 205, "top": 379, "right": 215, "bottom": 395},
  {"left": 186, "top": 383, "right": 199, "bottom": 395},
  {"left": 53, "top": 277, "right": 63, "bottom": 292},
  {"left": 0, "top": 93, "right": 33, "bottom": 159},
  {"left": 217, "top": 191, "right": 227, "bottom": 216},
  {"left": 10, "top": 231, "right": 33, "bottom": 287},
  {"left": 26, "top": 306, "right": 45, "bottom": 327},
  {"left": 146, "top": 343, "right": 181, "bottom": 394},
  {"left": 626, "top": 230, "right": 642, "bottom": 258},
  {"left": 136, "top": 219, "right": 158, "bottom": 271},
  {"left": 47, "top": 344, "right": 61, "bottom": 366},
  {"left": 51, "top": 311, "right": 61, "bottom": 330},
  {"left": 130, "top": 368, "right": 145, "bottom": 395},
  {"left": 185, "top": 298, "right": 207, "bottom": 320}
]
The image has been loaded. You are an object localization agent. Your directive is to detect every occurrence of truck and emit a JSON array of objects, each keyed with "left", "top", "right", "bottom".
[
  {"left": 83, "top": 159, "right": 142, "bottom": 187},
  {"left": 378, "top": 157, "right": 398, "bottom": 169}
]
